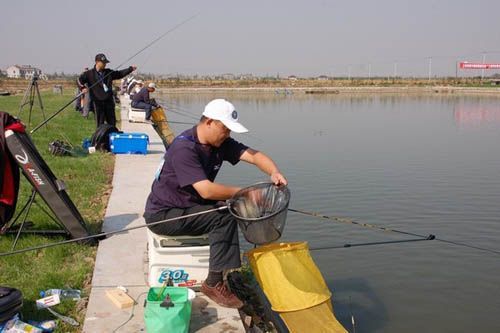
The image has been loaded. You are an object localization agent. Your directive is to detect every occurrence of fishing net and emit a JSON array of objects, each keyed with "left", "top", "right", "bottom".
[
  {"left": 48, "top": 140, "right": 88, "bottom": 157},
  {"left": 228, "top": 182, "right": 290, "bottom": 245},
  {"left": 48, "top": 140, "right": 72, "bottom": 156}
]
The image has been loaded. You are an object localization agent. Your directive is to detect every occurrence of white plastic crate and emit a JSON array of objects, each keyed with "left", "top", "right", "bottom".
[
  {"left": 128, "top": 107, "right": 147, "bottom": 123},
  {"left": 147, "top": 230, "right": 209, "bottom": 290}
]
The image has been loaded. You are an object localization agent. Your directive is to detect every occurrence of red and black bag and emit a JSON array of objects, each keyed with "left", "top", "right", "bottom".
[
  {"left": 0, "top": 111, "right": 23, "bottom": 228},
  {"left": 0, "top": 286, "right": 23, "bottom": 323}
]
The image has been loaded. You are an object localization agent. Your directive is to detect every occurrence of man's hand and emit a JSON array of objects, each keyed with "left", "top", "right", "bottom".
[
  {"left": 270, "top": 172, "right": 287, "bottom": 186},
  {"left": 81, "top": 88, "right": 88, "bottom": 94},
  {"left": 131, "top": 65, "right": 137, "bottom": 71}
]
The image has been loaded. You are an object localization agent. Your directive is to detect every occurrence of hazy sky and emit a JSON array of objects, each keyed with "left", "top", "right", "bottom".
[{"left": 2, "top": 0, "right": 500, "bottom": 77}]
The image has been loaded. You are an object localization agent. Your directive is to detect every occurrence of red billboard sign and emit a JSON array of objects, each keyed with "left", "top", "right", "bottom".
[{"left": 459, "top": 62, "right": 500, "bottom": 69}]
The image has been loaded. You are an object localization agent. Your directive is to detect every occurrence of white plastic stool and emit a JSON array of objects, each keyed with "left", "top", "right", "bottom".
[{"left": 147, "top": 229, "right": 209, "bottom": 290}]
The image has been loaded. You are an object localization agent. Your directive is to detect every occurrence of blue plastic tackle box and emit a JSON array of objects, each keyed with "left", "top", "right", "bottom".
[{"left": 109, "top": 132, "right": 149, "bottom": 154}]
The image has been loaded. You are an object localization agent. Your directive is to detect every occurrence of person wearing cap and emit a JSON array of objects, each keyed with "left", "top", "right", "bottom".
[
  {"left": 127, "top": 79, "right": 143, "bottom": 96},
  {"left": 78, "top": 53, "right": 137, "bottom": 127},
  {"left": 143, "top": 99, "right": 287, "bottom": 309},
  {"left": 131, "top": 82, "right": 159, "bottom": 121}
]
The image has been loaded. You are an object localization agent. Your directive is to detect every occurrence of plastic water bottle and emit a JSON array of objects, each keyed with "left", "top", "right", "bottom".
[{"left": 39, "top": 289, "right": 81, "bottom": 300}]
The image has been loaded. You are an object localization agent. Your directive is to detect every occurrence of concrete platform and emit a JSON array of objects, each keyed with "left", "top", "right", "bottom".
[{"left": 83, "top": 103, "right": 245, "bottom": 332}]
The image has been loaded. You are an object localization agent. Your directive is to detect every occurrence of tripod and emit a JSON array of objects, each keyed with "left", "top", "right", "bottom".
[{"left": 18, "top": 74, "right": 47, "bottom": 128}]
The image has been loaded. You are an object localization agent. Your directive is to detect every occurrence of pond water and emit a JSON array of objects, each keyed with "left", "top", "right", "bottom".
[{"left": 159, "top": 92, "right": 500, "bottom": 333}]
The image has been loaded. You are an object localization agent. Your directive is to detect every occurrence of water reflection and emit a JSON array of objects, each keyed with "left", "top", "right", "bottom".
[{"left": 454, "top": 105, "right": 500, "bottom": 127}]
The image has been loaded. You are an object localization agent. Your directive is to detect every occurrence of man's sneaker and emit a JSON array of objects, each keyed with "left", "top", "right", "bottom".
[{"left": 201, "top": 281, "right": 244, "bottom": 309}]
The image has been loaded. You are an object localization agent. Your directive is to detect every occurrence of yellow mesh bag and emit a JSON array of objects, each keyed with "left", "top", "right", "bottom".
[
  {"left": 279, "top": 300, "right": 347, "bottom": 333},
  {"left": 247, "top": 242, "right": 330, "bottom": 312},
  {"left": 247, "top": 242, "right": 347, "bottom": 332},
  {"left": 151, "top": 107, "right": 175, "bottom": 146}
]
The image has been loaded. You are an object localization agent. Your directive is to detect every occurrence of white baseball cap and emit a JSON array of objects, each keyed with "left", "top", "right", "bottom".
[
  {"left": 148, "top": 82, "right": 156, "bottom": 89},
  {"left": 202, "top": 99, "right": 248, "bottom": 133}
]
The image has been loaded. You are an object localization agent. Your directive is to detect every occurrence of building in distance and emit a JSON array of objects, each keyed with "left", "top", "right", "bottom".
[{"left": 6, "top": 65, "right": 43, "bottom": 79}]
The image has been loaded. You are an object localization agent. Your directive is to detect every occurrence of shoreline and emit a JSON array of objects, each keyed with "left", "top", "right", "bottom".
[
  {"left": 2, "top": 77, "right": 500, "bottom": 96},
  {"left": 156, "top": 86, "right": 500, "bottom": 95}
]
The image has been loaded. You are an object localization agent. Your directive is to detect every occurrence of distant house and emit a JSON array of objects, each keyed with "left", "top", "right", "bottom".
[
  {"left": 288, "top": 75, "right": 298, "bottom": 81},
  {"left": 317, "top": 75, "right": 329, "bottom": 81},
  {"left": 239, "top": 73, "right": 254, "bottom": 80},
  {"left": 6, "top": 65, "right": 42, "bottom": 79}
]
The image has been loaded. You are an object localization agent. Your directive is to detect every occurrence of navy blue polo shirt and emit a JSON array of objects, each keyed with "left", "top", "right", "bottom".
[{"left": 144, "top": 126, "right": 248, "bottom": 214}]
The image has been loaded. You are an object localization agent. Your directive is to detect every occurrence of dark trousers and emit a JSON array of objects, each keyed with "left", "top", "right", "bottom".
[
  {"left": 145, "top": 205, "right": 241, "bottom": 272},
  {"left": 131, "top": 101, "right": 153, "bottom": 120},
  {"left": 82, "top": 91, "right": 94, "bottom": 118},
  {"left": 93, "top": 100, "right": 116, "bottom": 127}
]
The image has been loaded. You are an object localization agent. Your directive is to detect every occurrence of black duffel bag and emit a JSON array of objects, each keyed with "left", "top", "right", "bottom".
[
  {"left": 0, "top": 286, "right": 22, "bottom": 323},
  {"left": 91, "top": 124, "right": 121, "bottom": 152}
]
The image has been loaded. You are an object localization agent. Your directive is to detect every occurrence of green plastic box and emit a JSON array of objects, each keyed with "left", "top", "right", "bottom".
[{"left": 144, "top": 287, "right": 192, "bottom": 333}]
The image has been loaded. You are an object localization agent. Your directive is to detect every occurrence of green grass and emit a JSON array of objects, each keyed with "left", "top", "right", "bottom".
[{"left": 0, "top": 91, "right": 115, "bottom": 331}]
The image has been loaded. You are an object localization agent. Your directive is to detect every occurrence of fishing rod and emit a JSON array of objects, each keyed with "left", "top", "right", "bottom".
[
  {"left": 288, "top": 208, "right": 429, "bottom": 238},
  {"left": 30, "top": 13, "right": 200, "bottom": 134},
  {"left": 0, "top": 205, "right": 432, "bottom": 258},
  {"left": 309, "top": 235, "right": 435, "bottom": 252},
  {"left": 289, "top": 207, "right": 500, "bottom": 255},
  {"left": 0, "top": 206, "right": 226, "bottom": 258},
  {"left": 164, "top": 120, "right": 196, "bottom": 126}
]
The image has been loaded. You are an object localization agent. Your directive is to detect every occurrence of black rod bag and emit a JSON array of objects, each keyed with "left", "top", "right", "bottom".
[
  {"left": 4, "top": 129, "right": 91, "bottom": 239},
  {"left": 0, "top": 286, "right": 22, "bottom": 323}
]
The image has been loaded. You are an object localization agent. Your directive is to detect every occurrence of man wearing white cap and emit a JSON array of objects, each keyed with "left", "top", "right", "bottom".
[
  {"left": 144, "top": 98, "right": 287, "bottom": 308},
  {"left": 131, "top": 82, "right": 158, "bottom": 121}
]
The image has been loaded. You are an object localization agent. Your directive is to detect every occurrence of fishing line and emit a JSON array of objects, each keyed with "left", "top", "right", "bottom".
[
  {"left": 161, "top": 103, "right": 200, "bottom": 121},
  {"left": 30, "top": 13, "right": 200, "bottom": 134},
  {"left": 0, "top": 206, "right": 226, "bottom": 258},
  {"left": 162, "top": 100, "right": 264, "bottom": 143},
  {"left": 289, "top": 207, "right": 500, "bottom": 255},
  {"left": 161, "top": 100, "right": 201, "bottom": 120},
  {"left": 111, "top": 292, "right": 147, "bottom": 333}
]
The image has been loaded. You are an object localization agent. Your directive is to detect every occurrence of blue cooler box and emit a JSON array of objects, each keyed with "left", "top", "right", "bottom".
[{"left": 109, "top": 132, "right": 149, "bottom": 154}]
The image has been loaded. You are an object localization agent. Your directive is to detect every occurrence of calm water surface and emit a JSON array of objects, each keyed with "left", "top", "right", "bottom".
[{"left": 159, "top": 92, "right": 500, "bottom": 333}]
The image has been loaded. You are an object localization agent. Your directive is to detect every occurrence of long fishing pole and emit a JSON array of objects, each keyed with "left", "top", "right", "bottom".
[
  {"left": 0, "top": 206, "right": 226, "bottom": 258},
  {"left": 165, "top": 120, "right": 196, "bottom": 126},
  {"left": 288, "top": 207, "right": 429, "bottom": 238},
  {"left": 30, "top": 13, "right": 200, "bottom": 134},
  {"left": 309, "top": 235, "right": 435, "bottom": 251},
  {"left": 289, "top": 207, "right": 500, "bottom": 255}
]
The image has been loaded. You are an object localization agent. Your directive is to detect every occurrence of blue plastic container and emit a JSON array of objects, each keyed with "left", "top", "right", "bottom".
[
  {"left": 109, "top": 132, "right": 149, "bottom": 154},
  {"left": 82, "top": 138, "right": 91, "bottom": 149}
]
